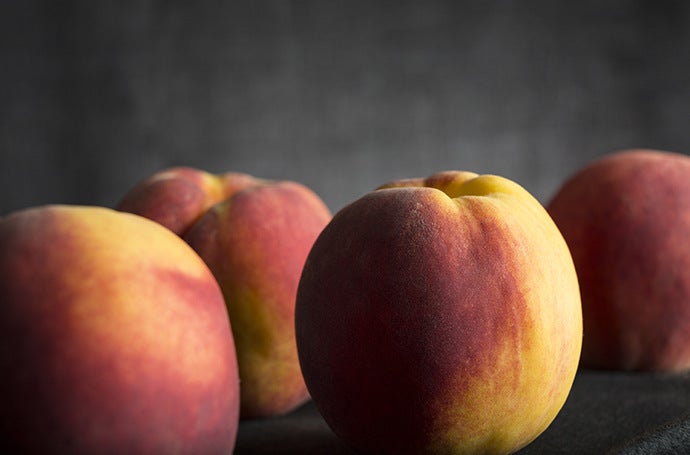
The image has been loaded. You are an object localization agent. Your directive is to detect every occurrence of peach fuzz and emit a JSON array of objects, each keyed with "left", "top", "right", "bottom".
[
  {"left": 0, "top": 205, "right": 239, "bottom": 454},
  {"left": 296, "top": 171, "right": 582, "bottom": 454}
]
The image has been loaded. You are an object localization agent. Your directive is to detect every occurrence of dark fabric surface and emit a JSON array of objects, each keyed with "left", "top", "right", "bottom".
[{"left": 235, "top": 369, "right": 690, "bottom": 454}]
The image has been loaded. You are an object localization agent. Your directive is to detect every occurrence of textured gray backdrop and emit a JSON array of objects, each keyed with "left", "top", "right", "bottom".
[{"left": 1, "top": 1, "right": 689, "bottom": 215}]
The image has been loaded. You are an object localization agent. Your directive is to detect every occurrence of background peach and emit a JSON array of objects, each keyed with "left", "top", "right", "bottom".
[
  {"left": 547, "top": 149, "right": 690, "bottom": 372},
  {"left": 184, "top": 179, "right": 332, "bottom": 418},
  {"left": 119, "top": 168, "right": 332, "bottom": 418}
]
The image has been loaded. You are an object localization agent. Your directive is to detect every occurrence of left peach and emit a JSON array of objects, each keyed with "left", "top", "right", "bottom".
[{"left": 0, "top": 205, "right": 240, "bottom": 454}]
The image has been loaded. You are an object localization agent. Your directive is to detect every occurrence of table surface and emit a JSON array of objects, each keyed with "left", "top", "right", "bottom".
[{"left": 235, "top": 369, "right": 690, "bottom": 454}]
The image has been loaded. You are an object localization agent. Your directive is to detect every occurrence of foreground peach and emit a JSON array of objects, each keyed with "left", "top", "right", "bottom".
[
  {"left": 0, "top": 205, "right": 239, "bottom": 454},
  {"left": 547, "top": 149, "right": 690, "bottom": 372},
  {"left": 118, "top": 167, "right": 332, "bottom": 418},
  {"left": 295, "top": 171, "right": 582, "bottom": 454}
]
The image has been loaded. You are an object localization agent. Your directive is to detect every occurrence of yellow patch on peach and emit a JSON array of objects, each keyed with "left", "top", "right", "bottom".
[
  {"left": 421, "top": 176, "right": 581, "bottom": 454},
  {"left": 229, "top": 288, "right": 304, "bottom": 411},
  {"left": 53, "top": 208, "right": 231, "bottom": 387}
]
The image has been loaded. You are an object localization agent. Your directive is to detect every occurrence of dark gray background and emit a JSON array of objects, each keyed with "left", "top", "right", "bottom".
[{"left": 1, "top": 1, "right": 689, "bottom": 215}]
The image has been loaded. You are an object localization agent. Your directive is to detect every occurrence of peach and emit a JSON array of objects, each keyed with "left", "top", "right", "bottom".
[
  {"left": 295, "top": 171, "right": 582, "bottom": 454},
  {"left": 117, "top": 167, "right": 257, "bottom": 236},
  {"left": 547, "top": 149, "right": 690, "bottom": 372},
  {"left": 0, "top": 205, "right": 239, "bottom": 454},
  {"left": 118, "top": 168, "right": 332, "bottom": 418}
]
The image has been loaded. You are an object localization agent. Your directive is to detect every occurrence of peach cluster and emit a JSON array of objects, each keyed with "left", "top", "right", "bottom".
[
  {"left": 117, "top": 167, "right": 332, "bottom": 418},
  {"left": 3, "top": 148, "right": 687, "bottom": 454}
]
